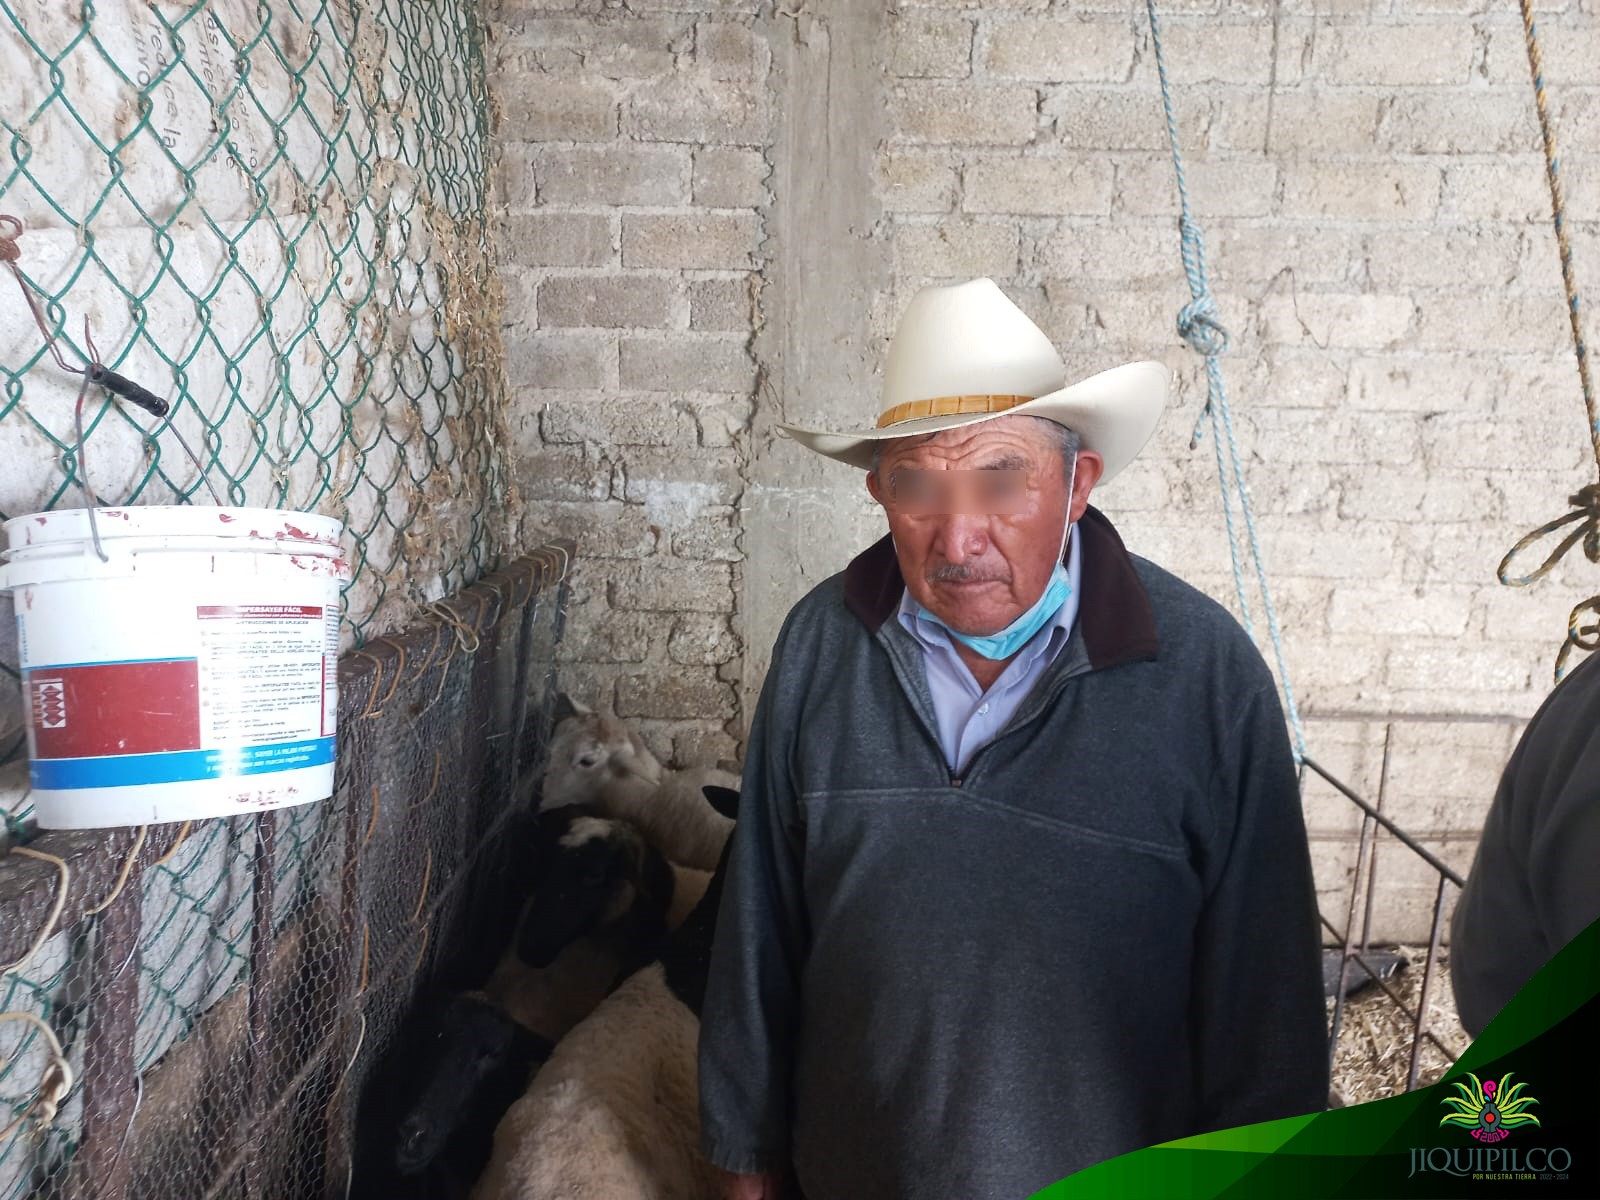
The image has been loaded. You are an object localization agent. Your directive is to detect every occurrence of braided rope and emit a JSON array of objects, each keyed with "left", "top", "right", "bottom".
[
  {"left": 1145, "top": 0, "right": 1307, "bottom": 757},
  {"left": 1502, "top": 1, "right": 1600, "bottom": 682}
]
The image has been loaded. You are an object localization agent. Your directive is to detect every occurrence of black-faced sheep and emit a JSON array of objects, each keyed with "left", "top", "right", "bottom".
[
  {"left": 484, "top": 809, "right": 711, "bottom": 1042},
  {"left": 471, "top": 786, "right": 740, "bottom": 1200},
  {"left": 354, "top": 809, "right": 710, "bottom": 1197},
  {"left": 395, "top": 996, "right": 554, "bottom": 1178},
  {"left": 353, "top": 995, "right": 552, "bottom": 1200},
  {"left": 540, "top": 697, "right": 737, "bottom": 872}
]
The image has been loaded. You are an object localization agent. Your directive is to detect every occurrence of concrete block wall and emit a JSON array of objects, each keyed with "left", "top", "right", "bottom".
[
  {"left": 491, "top": 0, "right": 1600, "bottom": 940},
  {"left": 490, "top": 0, "right": 769, "bottom": 769}
]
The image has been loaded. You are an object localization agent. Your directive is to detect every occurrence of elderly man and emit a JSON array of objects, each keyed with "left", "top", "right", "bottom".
[{"left": 698, "top": 279, "right": 1328, "bottom": 1200}]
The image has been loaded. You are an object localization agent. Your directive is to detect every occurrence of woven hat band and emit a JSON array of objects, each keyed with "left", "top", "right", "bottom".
[{"left": 875, "top": 393, "right": 1034, "bottom": 430}]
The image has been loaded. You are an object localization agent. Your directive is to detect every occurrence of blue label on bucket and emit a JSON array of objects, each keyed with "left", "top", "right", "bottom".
[{"left": 30, "top": 737, "right": 335, "bottom": 791}]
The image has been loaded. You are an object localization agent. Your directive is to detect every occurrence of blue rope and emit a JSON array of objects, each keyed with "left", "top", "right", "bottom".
[{"left": 1145, "top": 0, "right": 1308, "bottom": 759}]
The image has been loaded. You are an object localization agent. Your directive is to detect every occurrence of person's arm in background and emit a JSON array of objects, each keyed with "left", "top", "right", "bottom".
[
  {"left": 1190, "top": 681, "right": 1330, "bottom": 1130},
  {"left": 1452, "top": 655, "right": 1600, "bottom": 1039},
  {"left": 699, "top": 623, "right": 809, "bottom": 1197}
]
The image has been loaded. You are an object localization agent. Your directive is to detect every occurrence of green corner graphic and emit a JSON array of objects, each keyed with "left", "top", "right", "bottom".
[{"left": 1032, "top": 915, "right": 1600, "bottom": 1199}]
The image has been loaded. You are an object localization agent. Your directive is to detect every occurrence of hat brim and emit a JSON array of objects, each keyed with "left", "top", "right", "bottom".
[{"left": 780, "top": 360, "right": 1169, "bottom": 482}]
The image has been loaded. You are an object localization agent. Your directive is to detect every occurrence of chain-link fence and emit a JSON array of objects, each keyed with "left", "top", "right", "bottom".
[
  {"left": 0, "top": 0, "right": 543, "bottom": 1194},
  {"left": 0, "top": 547, "right": 571, "bottom": 1200},
  {"left": 0, "top": 0, "right": 512, "bottom": 651}
]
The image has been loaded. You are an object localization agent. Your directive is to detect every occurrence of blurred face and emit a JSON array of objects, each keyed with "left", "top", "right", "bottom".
[{"left": 866, "top": 416, "right": 1102, "bottom": 637}]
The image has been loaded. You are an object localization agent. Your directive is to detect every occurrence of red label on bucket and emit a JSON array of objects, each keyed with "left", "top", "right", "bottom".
[
  {"left": 27, "top": 660, "right": 202, "bottom": 759},
  {"left": 197, "top": 604, "right": 323, "bottom": 619}
]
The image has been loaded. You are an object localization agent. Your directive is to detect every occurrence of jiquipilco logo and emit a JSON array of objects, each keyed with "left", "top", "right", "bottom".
[
  {"left": 1408, "top": 1072, "right": 1572, "bottom": 1181},
  {"left": 1440, "top": 1072, "right": 1541, "bottom": 1143}
]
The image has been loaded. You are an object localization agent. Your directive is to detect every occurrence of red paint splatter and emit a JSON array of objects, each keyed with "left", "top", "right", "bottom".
[
  {"left": 218, "top": 513, "right": 236, "bottom": 523},
  {"left": 35, "top": 516, "right": 47, "bottom": 525}
]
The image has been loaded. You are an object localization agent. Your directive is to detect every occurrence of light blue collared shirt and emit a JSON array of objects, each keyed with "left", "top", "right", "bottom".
[{"left": 896, "top": 526, "right": 1083, "bottom": 775}]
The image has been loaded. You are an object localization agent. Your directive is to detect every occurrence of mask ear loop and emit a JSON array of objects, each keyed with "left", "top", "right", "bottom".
[{"left": 1056, "top": 455, "right": 1078, "bottom": 565}]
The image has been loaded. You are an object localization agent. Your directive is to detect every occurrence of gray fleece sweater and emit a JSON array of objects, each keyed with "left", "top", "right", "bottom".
[{"left": 698, "top": 508, "right": 1328, "bottom": 1200}]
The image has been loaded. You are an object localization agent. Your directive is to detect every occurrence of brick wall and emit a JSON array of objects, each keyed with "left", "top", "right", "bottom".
[
  {"left": 491, "top": 0, "right": 768, "bottom": 769},
  {"left": 491, "top": 0, "right": 1600, "bottom": 939}
]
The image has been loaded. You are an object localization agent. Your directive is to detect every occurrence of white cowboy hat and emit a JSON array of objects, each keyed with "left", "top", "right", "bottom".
[{"left": 782, "top": 278, "right": 1168, "bottom": 481}]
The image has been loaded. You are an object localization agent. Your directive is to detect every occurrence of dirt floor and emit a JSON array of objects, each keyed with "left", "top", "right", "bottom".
[{"left": 1328, "top": 945, "right": 1472, "bottom": 1107}]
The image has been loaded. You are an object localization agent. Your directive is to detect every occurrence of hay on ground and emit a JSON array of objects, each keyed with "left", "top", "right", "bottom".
[{"left": 1328, "top": 945, "right": 1470, "bottom": 1107}]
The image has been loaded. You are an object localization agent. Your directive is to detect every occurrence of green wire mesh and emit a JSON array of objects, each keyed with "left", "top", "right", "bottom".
[
  {"left": 0, "top": 0, "right": 512, "bottom": 647},
  {"left": 0, "top": 1, "right": 517, "bottom": 1194}
]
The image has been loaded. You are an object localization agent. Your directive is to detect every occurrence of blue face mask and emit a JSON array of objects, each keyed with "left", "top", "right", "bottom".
[{"left": 917, "top": 558, "right": 1072, "bottom": 660}]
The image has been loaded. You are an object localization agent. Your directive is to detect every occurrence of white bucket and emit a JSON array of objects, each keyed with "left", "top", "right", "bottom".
[{"left": 0, "top": 506, "right": 351, "bottom": 829}]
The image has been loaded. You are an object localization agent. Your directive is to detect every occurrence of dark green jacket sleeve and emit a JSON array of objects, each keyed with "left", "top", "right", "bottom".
[
  {"left": 697, "top": 624, "right": 810, "bottom": 1174},
  {"left": 1190, "top": 683, "right": 1329, "bottom": 1130}
]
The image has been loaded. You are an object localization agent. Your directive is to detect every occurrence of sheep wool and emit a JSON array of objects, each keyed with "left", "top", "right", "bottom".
[
  {"left": 541, "top": 709, "right": 737, "bottom": 871},
  {"left": 470, "top": 964, "right": 717, "bottom": 1200}
]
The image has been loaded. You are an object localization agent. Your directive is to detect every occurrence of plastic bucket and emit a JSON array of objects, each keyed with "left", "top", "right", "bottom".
[{"left": 0, "top": 507, "right": 351, "bottom": 829}]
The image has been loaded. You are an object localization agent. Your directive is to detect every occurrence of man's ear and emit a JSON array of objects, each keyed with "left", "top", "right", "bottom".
[
  {"left": 865, "top": 465, "right": 884, "bottom": 507},
  {"left": 1069, "top": 450, "right": 1104, "bottom": 523}
]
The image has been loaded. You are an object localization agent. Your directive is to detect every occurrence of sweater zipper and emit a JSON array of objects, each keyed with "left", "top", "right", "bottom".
[{"left": 954, "top": 654, "right": 1095, "bottom": 791}]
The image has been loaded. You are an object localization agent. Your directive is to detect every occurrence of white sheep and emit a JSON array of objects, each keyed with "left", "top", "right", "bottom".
[
  {"left": 540, "top": 697, "right": 736, "bottom": 872},
  {"left": 470, "top": 787, "right": 741, "bottom": 1200},
  {"left": 471, "top": 963, "right": 715, "bottom": 1200}
]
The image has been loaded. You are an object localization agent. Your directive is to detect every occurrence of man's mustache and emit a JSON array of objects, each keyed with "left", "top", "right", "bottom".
[{"left": 926, "top": 563, "right": 1010, "bottom": 584}]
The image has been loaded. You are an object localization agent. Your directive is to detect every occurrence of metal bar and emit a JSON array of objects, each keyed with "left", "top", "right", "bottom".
[
  {"left": 1301, "top": 755, "right": 1467, "bottom": 886},
  {"left": 1289, "top": 710, "right": 1525, "bottom": 726},
  {"left": 1408, "top": 874, "right": 1452, "bottom": 1092},
  {"left": 1361, "top": 724, "right": 1395, "bottom": 954},
  {"left": 1316, "top": 912, "right": 1464, "bottom": 1066},
  {"left": 1328, "top": 810, "right": 1376, "bottom": 1069},
  {"left": 69, "top": 828, "right": 144, "bottom": 1200},
  {"left": 241, "top": 814, "right": 277, "bottom": 1200}
]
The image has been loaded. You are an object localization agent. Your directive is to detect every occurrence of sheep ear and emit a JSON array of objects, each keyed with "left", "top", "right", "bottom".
[
  {"left": 702, "top": 785, "right": 741, "bottom": 820},
  {"left": 552, "top": 692, "right": 590, "bottom": 723}
]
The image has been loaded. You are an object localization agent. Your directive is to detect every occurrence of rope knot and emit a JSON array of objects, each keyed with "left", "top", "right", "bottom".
[
  {"left": 1570, "top": 482, "right": 1600, "bottom": 562},
  {"left": 1174, "top": 216, "right": 1229, "bottom": 355},
  {"left": 1498, "top": 479, "right": 1600, "bottom": 681},
  {"left": 1176, "top": 294, "right": 1230, "bottom": 357}
]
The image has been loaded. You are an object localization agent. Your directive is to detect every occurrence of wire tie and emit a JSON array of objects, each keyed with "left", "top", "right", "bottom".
[
  {"left": 411, "top": 846, "right": 432, "bottom": 923},
  {"left": 0, "top": 1012, "right": 74, "bottom": 1138},
  {"left": 0, "top": 848, "right": 71, "bottom": 976},
  {"left": 149, "top": 820, "right": 194, "bottom": 868},
  {"left": 348, "top": 650, "right": 388, "bottom": 720},
  {"left": 424, "top": 601, "right": 480, "bottom": 654},
  {"left": 364, "top": 785, "right": 380, "bottom": 848},
  {"left": 83, "top": 824, "right": 148, "bottom": 916},
  {"left": 356, "top": 923, "right": 370, "bottom": 997}
]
